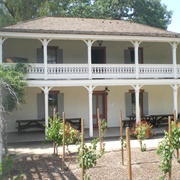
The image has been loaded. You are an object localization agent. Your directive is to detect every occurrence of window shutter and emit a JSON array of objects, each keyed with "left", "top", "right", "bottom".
[
  {"left": 57, "top": 49, "right": 63, "bottom": 64},
  {"left": 58, "top": 93, "right": 64, "bottom": 118},
  {"left": 37, "top": 93, "right": 45, "bottom": 119},
  {"left": 125, "top": 92, "right": 132, "bottom": 116},
  {"left": 37, "top": 48, "right": 43, "bottom": 63},
  {"left": 143, "top": 92, "right": 148, "bottom": 115},
  {"left": 124, "top": 49, "right": 131, "bottom": 64}
]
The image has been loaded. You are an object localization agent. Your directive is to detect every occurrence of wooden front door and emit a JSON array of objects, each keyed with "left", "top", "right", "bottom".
[{"left": 93, "top": 91, "right": 107, "bottom": 127}]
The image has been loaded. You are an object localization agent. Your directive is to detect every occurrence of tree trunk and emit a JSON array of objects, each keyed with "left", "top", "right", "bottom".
[{"left": 0, "top": 84, "right": 8, "bottom": 163}]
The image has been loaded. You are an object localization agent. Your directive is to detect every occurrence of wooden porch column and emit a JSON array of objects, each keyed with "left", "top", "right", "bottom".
[
  {"left": 84, "top": 40, "right": 94, "bottom": 79},
  {"left": 170, "top": 42, "right": 178, "bottom": 79},
  {"left": 172, "top": 84, "right": 178, "bottom": 118},
  {"left": 134, "top": 85, "right": 140, "bottom": 123},
  {"left": 132, "top": 41, "right": 141, "bottom": 79}
]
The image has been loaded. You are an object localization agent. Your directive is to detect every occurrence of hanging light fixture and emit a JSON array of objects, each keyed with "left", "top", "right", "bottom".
[
  {"left": 97, "top": 40, "right": 103, "bottom": 46},
  {"left": 105, "top": 87, "right": 110, "bottom": 95}
]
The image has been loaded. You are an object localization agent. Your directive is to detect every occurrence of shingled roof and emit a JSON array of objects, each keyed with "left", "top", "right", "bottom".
[{"left": 1, "top": 17, "right": 180, "bottom": 38}]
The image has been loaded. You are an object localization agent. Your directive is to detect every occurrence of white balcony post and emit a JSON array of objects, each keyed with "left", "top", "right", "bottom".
[
  {"left": 132, "top": 41, "right": 141, "bottom": 79},
  {"left": 0, "top": 37, "right": 4, "bottom": 64},
  {"left": 84, "top": 40, "right": 94, "bottom": 79},
  {"left": 170, "top": 42, "right": 178, "bottom": 79},
  {"left": 39, "top": 39, "right": 51, "bottom": 80},
  {"left": 172, "top": 84, "right": 178, "bottom": 117},
  {"left": 43, "top": 39, "right": 48, "bottom": 80}
]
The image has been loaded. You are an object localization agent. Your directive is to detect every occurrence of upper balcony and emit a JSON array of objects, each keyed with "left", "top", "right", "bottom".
[
  {"left": 3, "top": 63, "right": 179, "bottom": 80},
  {"left": 1, "top": 38, "right": 180, "bottom": 80}
]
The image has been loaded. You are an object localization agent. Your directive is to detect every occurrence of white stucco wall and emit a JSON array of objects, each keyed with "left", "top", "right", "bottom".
[
  {"left": 6, "top": 87, "right": 90, "bottom": 132},
  {"left": 3, "top": 39, "right": 41, "bottom": 63},
  {"left": 142, "top": 42, "right": 172, "bottom": 64},
  {"left": 6, "top": 85, "right": 179, "bottom": 132},
  {"left": 5, "top": 87, "right": 42, "bottom": 132},
  {"left": 144, "top": 85, "right": 174, "bottom": 114},
  {"left": 3, "top": 39, "right": 173, "bottom": 64}
]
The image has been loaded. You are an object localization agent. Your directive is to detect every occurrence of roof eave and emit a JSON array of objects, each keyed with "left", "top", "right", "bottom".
[{"left": 1, "top": 31, "right": 180, "bottom": 43}]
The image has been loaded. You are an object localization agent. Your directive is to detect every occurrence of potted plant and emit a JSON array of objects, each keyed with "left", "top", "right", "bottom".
[{"left": 131, "top": 120, "right": 155, "bottom": 151}]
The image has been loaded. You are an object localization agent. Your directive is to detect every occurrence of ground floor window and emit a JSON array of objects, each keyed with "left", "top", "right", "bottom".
[
  {"left": 48, "top": 93, "right": 58, "bottom": 117},
  {"left": 125, "top": 90, "right": 148, "bottom": 116},
  {"left": 37, "top": 91, "right": 64, "bottom": 119},
  {"left": 131, "top": 92, "right": 143, "bottom": 115}
]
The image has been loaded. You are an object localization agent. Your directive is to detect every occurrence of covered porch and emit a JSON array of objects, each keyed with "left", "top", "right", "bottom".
[{"left": 7, "top": 125, "right": 166, "bottom": 144}]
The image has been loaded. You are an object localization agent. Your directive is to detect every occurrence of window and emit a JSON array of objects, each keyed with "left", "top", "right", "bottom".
[
  {"left": 48, "top": 93, "right": 58, "bottom": 117},
  {"left": 37, "top": 91, "right": 64, "bottom": 119},
  {"left": 37, "top": 46, "right": 63, "bottom": 64},
  {"left": 125, "top": 90, "right": 148, "bottom": 116},
  {"left": 124, "top": 48, "right": 143, "bottom": 64},
  {"left": 47, "top": 47, "right": 58, "bottom": 64},
  {"left": 131, "top": 92, "right": 143, "bottom": 115}
]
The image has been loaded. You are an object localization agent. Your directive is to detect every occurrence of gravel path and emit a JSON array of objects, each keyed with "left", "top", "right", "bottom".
[{"left": 5, "top": 138, "right": 180, "bottom": 180}]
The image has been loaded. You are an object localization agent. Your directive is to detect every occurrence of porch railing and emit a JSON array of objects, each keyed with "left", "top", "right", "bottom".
[
  {"left": 27, "top": 64, "right": 89, "bottom": 79},
  {"left": 139, "top": 64, "right": 174, "bottom": 78},
  {"left": 3, "top": 63, "right": 179, "bottom": 80}
]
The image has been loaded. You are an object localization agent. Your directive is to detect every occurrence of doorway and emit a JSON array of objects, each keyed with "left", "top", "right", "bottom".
[
  {"left": 91, "top": 47, "right": 106, "bottom": 64},
  {"left": 93, "top": 91, "right": 107, "bottom": 127}
]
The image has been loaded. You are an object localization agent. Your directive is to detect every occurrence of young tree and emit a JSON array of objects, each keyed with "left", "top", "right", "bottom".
[
  {"left": 0, "top": 0, "right": 172, "bottom": 30},
  {"left": 0, "top": 63, "right": 27, "bottom": 156}
]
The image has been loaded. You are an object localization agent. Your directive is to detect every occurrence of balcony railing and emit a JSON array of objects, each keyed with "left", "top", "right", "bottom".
[
  {"left": 3, "top": 63, "right": 179, "bottom": 80},
  {"left": 27, "top": 64, "right": 89, "bottom": 79}
]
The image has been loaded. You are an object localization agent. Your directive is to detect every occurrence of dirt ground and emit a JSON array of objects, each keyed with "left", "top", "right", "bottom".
[{"left": 4, "top": 139, "right": 180, "bottom": 180}]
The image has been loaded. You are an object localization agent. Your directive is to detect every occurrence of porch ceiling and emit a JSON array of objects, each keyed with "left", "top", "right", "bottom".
[{"left": 27, "top": 79, "right": 180, "bottom": 88}]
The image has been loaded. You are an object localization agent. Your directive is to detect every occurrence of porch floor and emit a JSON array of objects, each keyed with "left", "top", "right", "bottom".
[{"left": 7, "top": 125, "right": 167, "bottom": 144}]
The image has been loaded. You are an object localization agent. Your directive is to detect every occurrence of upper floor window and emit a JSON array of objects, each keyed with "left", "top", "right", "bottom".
[
  {"left": 47, "top": 47, "right": 58, "bottom": 64},
  {"left": 37, "top": 46, "right": 63, "bottom": 64},
  {"left": 124, "top": 47, "right": 143, "bottom": 64}
]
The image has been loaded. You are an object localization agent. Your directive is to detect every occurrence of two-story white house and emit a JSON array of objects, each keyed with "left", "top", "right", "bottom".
[{"left": 0, "top": 17, "right": 180, "bottom": 137}]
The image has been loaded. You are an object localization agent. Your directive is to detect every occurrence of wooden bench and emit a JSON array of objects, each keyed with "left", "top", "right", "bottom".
[
  {"left": 65, "top": 118, "right": 81, "bottom": 131},
  {"left": 122, "top": 119, "right": 135, "bottom": 127},
  {"left": 16, "top": 118, "right": 82, "bottom": 133},
  {"left": 16, "top": 119, "right": 45, "bottom": 133}
]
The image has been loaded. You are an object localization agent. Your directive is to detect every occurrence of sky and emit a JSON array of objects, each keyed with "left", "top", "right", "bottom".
[{"left": 161, "top": 0, "right": 180, "bottom": 33}]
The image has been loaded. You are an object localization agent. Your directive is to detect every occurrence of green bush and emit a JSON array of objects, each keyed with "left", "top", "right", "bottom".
[{"left": 46, "top": 116, "right": 79, "bottom": 146}]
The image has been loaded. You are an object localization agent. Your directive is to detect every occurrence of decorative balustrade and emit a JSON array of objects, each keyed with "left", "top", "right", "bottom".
[
  {"left": 92, "top": 64, "right": 136, "bottom": 78},
  {"left": 26, "top": 64, "right": 45, "bottom": 79},
  {"left": 139, "top": 64, "right": 174, "bottom": 78},
  {"left": 26, "top": 64, "right": 89, "bottom": 79},
  {"left": 3, "top": 63, "right": 179, "bottom": 80},
  {"left": 177, "top": 65, "right": 180, "bottom": 76},
  {"left": 47, "top": 64, "right": 89, "bottom": 79}
]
